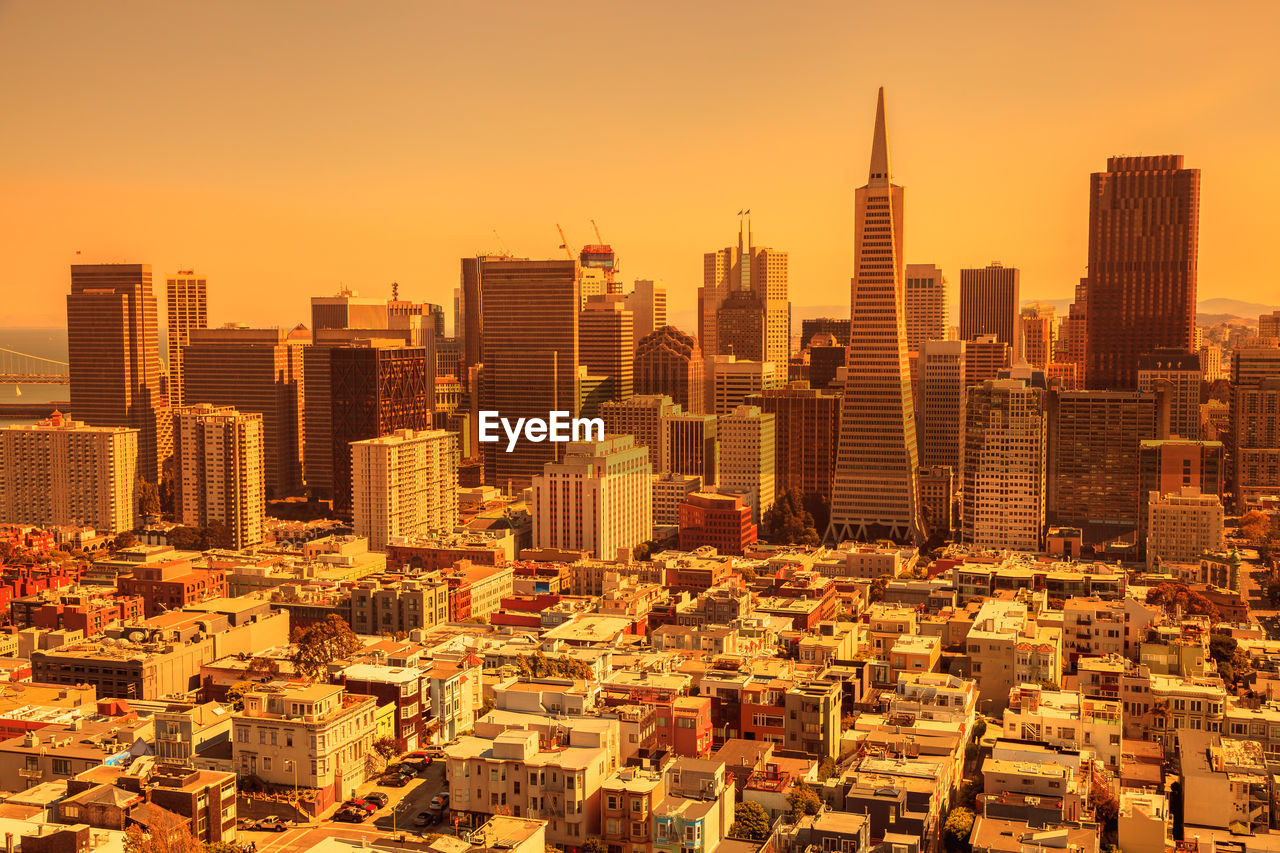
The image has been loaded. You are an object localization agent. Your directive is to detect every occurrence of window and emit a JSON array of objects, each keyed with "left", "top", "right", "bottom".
[{"left": 52, "top": 758, "right": 72, "bottom": 776}]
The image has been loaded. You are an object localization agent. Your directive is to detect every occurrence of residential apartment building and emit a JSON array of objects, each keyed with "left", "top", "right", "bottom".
[
  {"left": 351, "top": 428, "right": 459, "bottom": 551},
  {"left": 173, "top": 404, "right": 266, "bottom": 550},
  {"left": 532, "top": 436, "right": 653, "bottom": 559},
  {"left": 0, "top": 413, "right": 139, "bottom": 536}
]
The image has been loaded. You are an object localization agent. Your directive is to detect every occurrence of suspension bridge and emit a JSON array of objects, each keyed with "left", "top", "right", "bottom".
[{"left": 0, "top": 348, "right": 70, "bottom": 385}]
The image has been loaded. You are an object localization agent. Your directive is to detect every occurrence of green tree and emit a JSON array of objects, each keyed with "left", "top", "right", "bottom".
[
  {"left": 761, "top": 488, "right": 821, "bottom": 546},
  {"left": 114, "top": 532, "right": 137, "bottom": 550},
  {"left": 868, "top": 575, "right": 892, "bottom": 603},
  {"left": 942, "top": 807, "right": 975, "bottom": 853},
  {"left": 580, "top": 841, "right": 607, "bottom": 853},
  {"left": 786, "top": 784, "right": 822, "bottom": 822},
  {"left": 731, "top": 800, "right": 772, "bottom": 840},
  {"left": 204, "top": 843, "right": 241, "bottom": 853},
  {"left": 1089, "top": 783, "right": 1120, "bottom": 833},
  {"left": 817, "top": 757, "right": 837, "bottom": 781},
  {"left": 289, "top": 614, "right": 363, "bottom": 679},
  {"left": 225, "top": 681, "right": 253, "bottom": 711},
  {"left": 633, "top": 541, "right": 652, "bottom": 561}
]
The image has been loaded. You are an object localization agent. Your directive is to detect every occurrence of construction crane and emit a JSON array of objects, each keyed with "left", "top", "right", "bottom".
[
  {"left": 591, "top": 219, "right": 604, "bottom": 244},
  {"left": 556, "top": 223, "right": 575, "bottom": 260},
  {"left": 490, "top": 228, "right": 511, "bottom": 257}
]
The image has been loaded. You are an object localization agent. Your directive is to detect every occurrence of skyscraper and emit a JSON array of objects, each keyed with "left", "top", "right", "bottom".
[
  {"left": 1137, "top": 349, "right": 1202, "bottom": 440},
  {"left": 718, "top": 405, "right": 776, "bottom": 523},
  {"left": 184, "top": 326, "right": 307, "bottom": 497},
  {"left": 351, "top": 428, "right": 459, "bottom": 552},
  {"left": 710, "top": 356, "right": 776, "bottom": 416},
  {"left": 173, "top": 404, "right": 265, "bottom": 550},
  {"left": 634, "top": 326, "right": 704, "bottom": 413},
  {"left": 625, "top": 280, "right": 668, "bottom": 350},
  {"left": 476, "top": 259, "right": 580, "bottom": 491},
  {"left": 961, "top": 374, "right": 1048, "bottom": 551},
  {"left": 959, "top": 263, "right": 1020, "bottom": 359},
  {"left": 67, "top": 263, "right": 169, "bottom": 481},
  {"left": 1229, "top": 343, "right": 1280, "bottom": 509},
  {"left": 165, "top": 270, "right": 208, "bottom": 408},
  {"left": 579, "top": 297, "right": 634, "bottom": 403},
  {"left": 1020, "top": 304, "right": 1054, "bottom": 371},
  {"left": 917, "top": 340, "right": 966, "bottom": 472},
  {"left": 904, "top": 264, "right": 947, "bottom": 354},
  {"left": 827, "top": 89, "right": 922, "bottom": 544},
  {"left": 601, "top": 394, "right": 679, "bottom": 471},
  {"left": 330, "top": 343, "right": 433, "bottom": 516},
  {"left": 746, "top": 383, "right": 840, "bottom": 504},
  {"left": 700, "top": 219, "right": 789, "bottom": 382},
  {"left": 1085, "top": 156, "right": 1201, "bottom": 390}
]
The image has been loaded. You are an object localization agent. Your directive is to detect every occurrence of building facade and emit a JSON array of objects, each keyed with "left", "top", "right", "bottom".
[{"left": 351, "top": 428, "right": 459, "bottom": 552}]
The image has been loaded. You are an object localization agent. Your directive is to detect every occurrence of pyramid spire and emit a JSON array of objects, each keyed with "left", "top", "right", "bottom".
[{"left": 868, "top": 86, "right": 890, "bottom": 185}]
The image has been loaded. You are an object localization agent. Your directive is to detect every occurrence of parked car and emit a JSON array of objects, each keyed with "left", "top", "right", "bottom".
[
  {"left": 429, "top": 793, "right": 450, "bottom": 811},
  {"left": 405, "top": 751, "right": 434, "bottom": 766},
  {"left": 255, "top": 817, "right": 292, "bottom": 832},
  {"left": 364, "top": 792, "right": 389, "bottom": 808},
  {"left": 413, "top": 812, "right": 431, "bottom": 827},
  {"left": 236, "top": 818, "right": 256, "bottom": 831},
  {"left": 379, "top": 773, "right": 408, "bottom": 787},
  {"left": 334, "top": 807, "right": 368, "bottom": 824},
  {"left": 342, "top": 799, "right": 377, "bottom": 814}
]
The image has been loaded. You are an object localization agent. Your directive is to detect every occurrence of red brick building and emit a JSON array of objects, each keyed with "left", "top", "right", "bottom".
[
  {"left": 117, "top": 559, "right": 227, "bottom": 617},
  {"left": 677, "top": 492, "right": 756, "bottom": 556}
]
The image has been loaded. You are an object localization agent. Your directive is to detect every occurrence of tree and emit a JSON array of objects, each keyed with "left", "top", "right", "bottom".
[
  {"left": 139, "top": 480, "right": 162, "bottom": 517},
  {"left": 786, "top": 784, "right": 822, "bottom": 822},
  {"left": 633, "top": 541, "right": 652, "bottom": 561},
  {"left": 817, "top": 757, "right": 837, "bottom": 781},
  {"left": 206, "top": 520, "right": 233, "bottom": 550},
  {"left": 167, "top": 526, "right": 205, "bottom": 551},
  {"left": 1239, "top": 510, "right": 1272, "bottom": 542},
  {"left": 204, "top": 843, "right": 241, "bottom": 853},
  {"left": 942, "top": 807, "right": 975, "bottom": 853},
  {"left": 1089, "top": 782, "right": 1119, "bottom": 832},
  {"left": 761, "top": 488, "right": 821, "bottom": 546},
  {"left": 580, "top": 841, "right": 607, "bottom": 853},
  {"left": 225, "top": 681, "right": 253, "bottom": 711},
  {"left": 1145, "top": 582, "right": 1220, "bottom": 622},
  {"left": 114, "top": 532, "right": 137, "bottom": 550},
  {"left": 123, "top": 808, "right": 203, "bottom": 853},
  {"left": 289, "top": 614, "right": 363, "bottom": 679},
  {"left": 868, "top": 575, "right": 892, "bottom": 604},
  {"left": 373, "top": 736, "right": 399, "bottom": 763},
  {"left": 731, "top": 800, "right": 772, "bottom": 840}
]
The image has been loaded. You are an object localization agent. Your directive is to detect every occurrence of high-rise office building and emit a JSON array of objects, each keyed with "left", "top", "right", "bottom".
[
  {"left": 329, "top": 344, "right": 433, "bottom": 516},
  {"left": 961, "top": 375, "right": 1048, "bottom": 551},
  {"left": 746, "top": 383, "right": 840, "bottom": 503},
  {"left": 532, "top": 436, "right": 652, "bottom": 559},
  {"left": 1260, "top": 311, "right": 1280, "bottom": 341},
  {"left": 601, "top": 394, "right": 679, "bottom": 472},
  {"left": 718, "top": 405, "right": 776, "bottom": 523},
  {"left": 475, "top": 259, "right": 580, "bottom": 491},
  {"left": 351, "top": 428, "right": 459, "bottom": 552},
  {"left": 904, "top": 264, "right": 947, "bottom": 353},
  {"left": 1058, "top": 277, "right": 1089, "bottom": 380},
  {"left": 1085, "top": 156, "right": 1200, "bottom": 390},
  {"left": 1229, "top": 343, "right": 1280, "bottom": 509},
  {"left": 0, "top": 412, "right": 139, "bottom": 535},
  {"left": 710, "top": 356, "right": 776, "bottom": 416},
  {"left": 664, "top": 412, "right": 718, "bottom": 484},
  {"left": 700, "top": 219, "right": 789, "bottom": 382},
  {"left": 828, "top": 89, "right": 922, "bottom": 544},
  {"left": 625, "top": 280, "right": 668, "bottom": 350},
  {"left": 183, "top": 326, "right": 307, "bottom": 497},
  {"left": 917, "top": 466, "right": 955, "bottom": 537},
  {"left": 311, "top": 289, "right": 388, "bottom": 331},
  {"left": 634, "top": 326, "right": 704, "bottom": 414},
  {"left": 652, "top": 472, "right": 701, "bottom": 526},
  {"left": 1048, "top": 389, "right": 1164, "bottom": 540},
  {"left": 67, "top": 263, "right": 169, "bottom": 481},
  {"left": 1020, "top": 305, "right": 1054, "bottom": 371},
  {"left": 173, "top": 404, "right": 265, "bottom": 550},
  {"left": 579, "top": 297, "right": 634, "bottom": 403},
  {"left": 960, "top": 263, "right": 1020, "bottom": 359},
  {"left": 165, "top": 270, "right": 208, "bottom": 408},
  {"left": 964, "top": 335, "right": 1011, "bottom": 387},
  {"left": 800, "top": 318, "right": 851, "bottom": 348},
  {"left": 917, "top": 340, "right": 966, "bottom": 472},
  {"left": 1137, "top": 349, "right": 1202, "bottom": 440}
]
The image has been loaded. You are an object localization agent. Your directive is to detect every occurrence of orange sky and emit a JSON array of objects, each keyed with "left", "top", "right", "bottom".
[{"left": 2, "top": 0, "right": 1278, "bottom": 331}]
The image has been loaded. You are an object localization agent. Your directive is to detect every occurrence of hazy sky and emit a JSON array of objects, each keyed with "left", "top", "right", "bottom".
[{"left": 2, "top": 0, "right": 1278, "bottom": 331}]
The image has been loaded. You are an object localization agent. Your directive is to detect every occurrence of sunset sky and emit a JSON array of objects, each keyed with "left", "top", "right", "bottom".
[{"left": 2, "top": 0, "right": 1278, "bottom": 331}]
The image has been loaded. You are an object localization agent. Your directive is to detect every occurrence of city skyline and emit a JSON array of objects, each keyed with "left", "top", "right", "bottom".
[{"left": 3, "top": 1, "right": 1280, "bottom": 330}]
